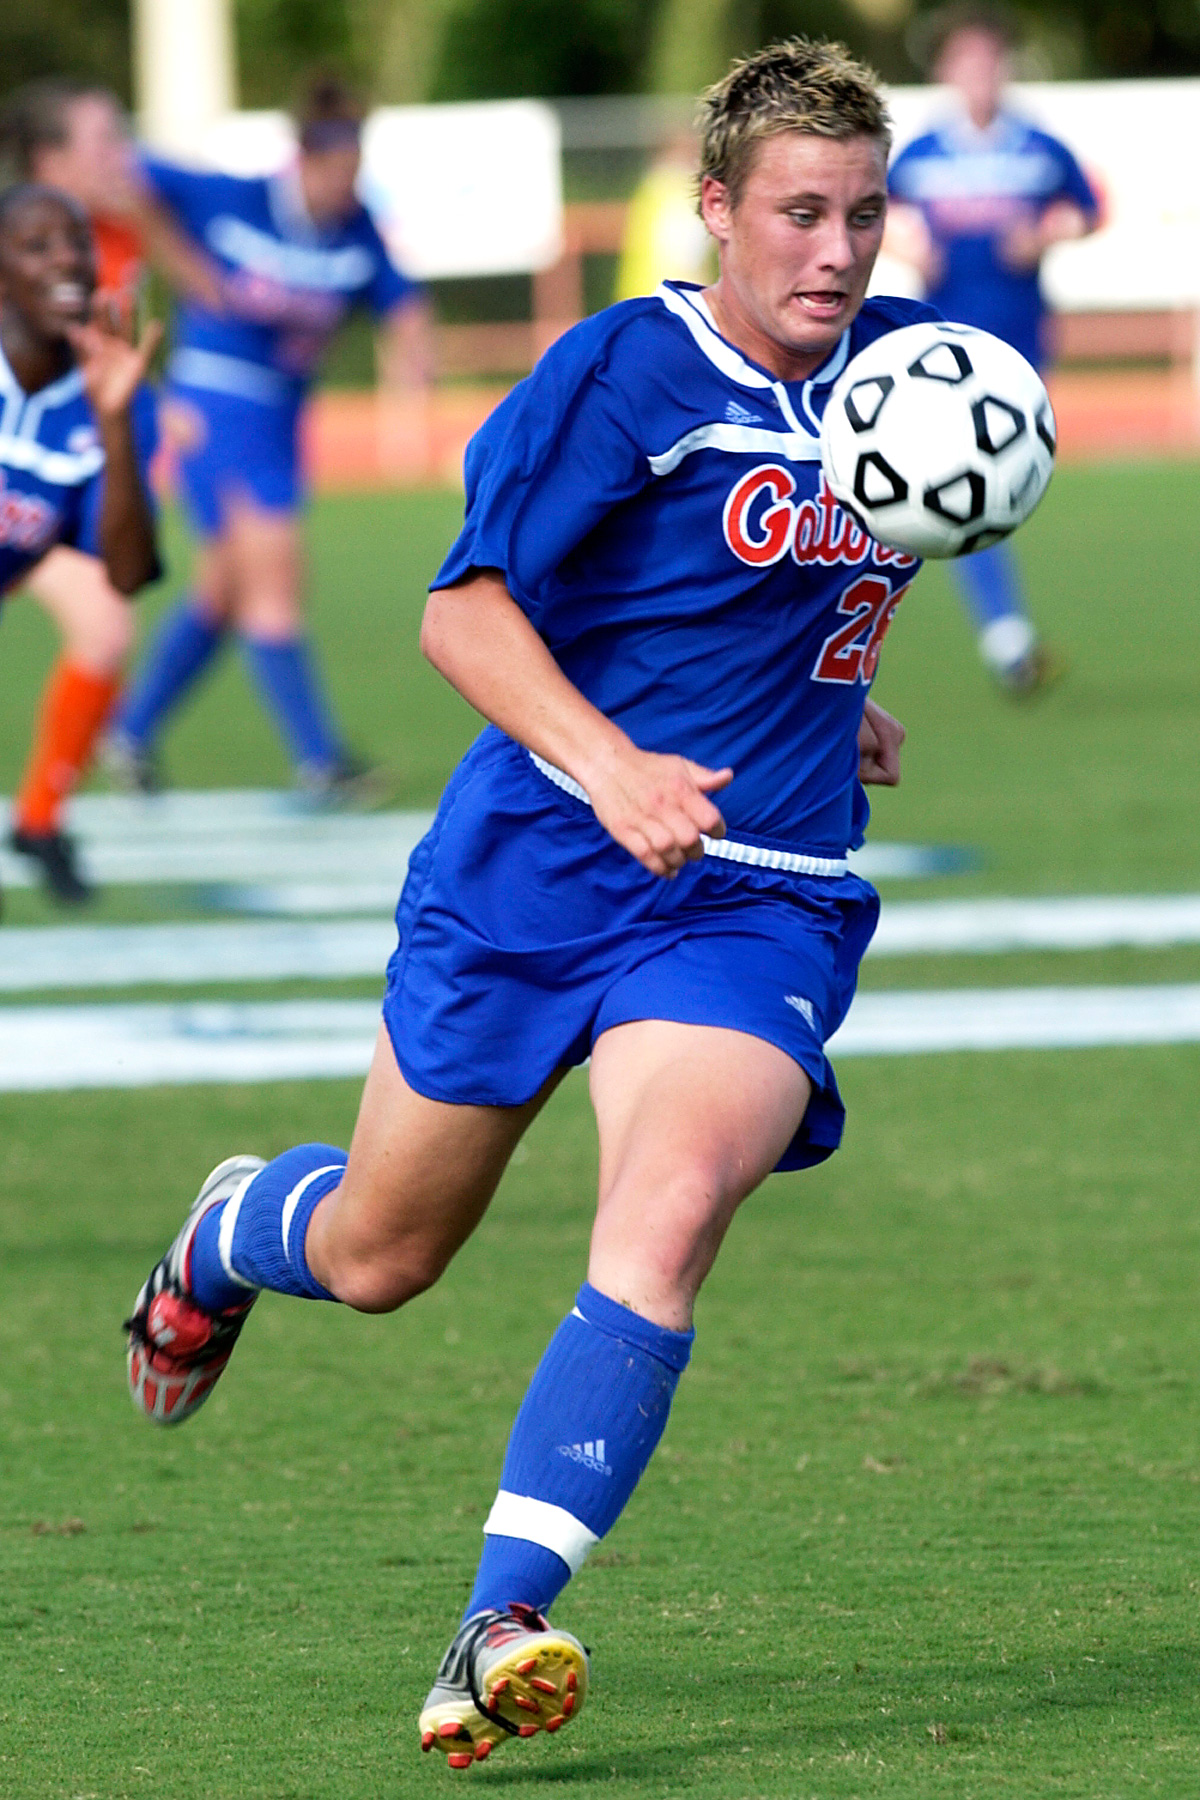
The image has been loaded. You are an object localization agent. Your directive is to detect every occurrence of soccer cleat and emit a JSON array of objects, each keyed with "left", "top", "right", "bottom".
[
  {"left": 8, "top": 826, "right": 93, "bottom": 904},
  {"left": 99, "top": 726, "right": 163, "bottom": 795},
  {"left": 125, "top": 1154, "right": 265, "bottom": 1426},
  {"left": 996, "top": 642, "right": 1067, "bottom": 699},
  {"left": 419, "top": 1603, "right": 588, "bottom": 1768},
  {"left": 295, "top": 750, "right": 390, "bottom": 811}
]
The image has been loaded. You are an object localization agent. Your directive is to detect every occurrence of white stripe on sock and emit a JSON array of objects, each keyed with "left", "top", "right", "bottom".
[
  {"left": 280, "top": 1164, "right": 343, "bottom": 1263},
  {"left": 216, "top": 1170, "right": 260, "bottom": 1288},
  {"left": 483, "top": 1490, "right": 600, "bottom": 1576}
]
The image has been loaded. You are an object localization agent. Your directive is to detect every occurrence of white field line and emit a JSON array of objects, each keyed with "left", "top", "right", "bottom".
[
  {"left": 0, "top": 919, "right": 396, "bottom": 991},
  {"left": 3, "top": 896, "right": 1200, "bottom": 993},
  {"left": 1, "top": 985, "right": 1199, "bottom": 1091},
  {"left": 0, "top": 788, "right": 960, "bottom": 892},
  {"left": 872, "top": 894, "right": 1200, "bottom": 954},
  {"left": 830, "top": 984, "right": 1200, "bottom": 1055}
]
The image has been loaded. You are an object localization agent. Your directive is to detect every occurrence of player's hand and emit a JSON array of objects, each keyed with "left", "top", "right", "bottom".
[
  {"left": 884, "top": 204, "right": 943, "bottom": 288},
  {"left": 66, "top": 305, "right": 163, "bottom": 425},
  {"left": 585, "top": 746, "right": 733, "bottom": 879},
  {"left": 858, "top": 699, "right": 904, "bottom": 786},
  {"left": 998, "top": 209, "right": 1043, "bottom": 272}
]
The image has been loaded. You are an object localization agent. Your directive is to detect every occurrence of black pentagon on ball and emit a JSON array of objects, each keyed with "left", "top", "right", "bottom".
[
  {"left": 923, "top": 467, "right": 986, "bottom": 524},
  {"left": 907, "top": 340, "right": 973, "bottom": 384},
  {"left": 1035, "top": 402, "right": 1057, "bottom": 455},
  {"left": 853, "top": 450, "right": 908, "bottom": 509},
  {"left": 844, "top": 374, "right": 894, "bottom": 433},
  {"left": 972, "top": 395, "right": 1026, "bottom": 455},
  {"left": 959, "top": 525, "right": 1014, "bottom": 554}
]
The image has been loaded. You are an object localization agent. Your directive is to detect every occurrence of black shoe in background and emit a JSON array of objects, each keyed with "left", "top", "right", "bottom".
[{"left": 8, "top": 827, "right": 94, "bottom": 905}]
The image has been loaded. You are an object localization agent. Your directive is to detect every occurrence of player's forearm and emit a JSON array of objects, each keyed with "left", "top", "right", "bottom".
[
  {"left": 422, "top": 574, "right": 633, "bottom": 787},
  {"left": 1039, "top": 201, "right": 1094, "bottom": 250},
  {"left": 378, "top": 300, "right": 434, "bottom": 393},
  {"left": 132, "top": 195, "right": 224, "bottom": 309},
  {"left": 96, "top": 415, "right": 160, "bottom": 594}
]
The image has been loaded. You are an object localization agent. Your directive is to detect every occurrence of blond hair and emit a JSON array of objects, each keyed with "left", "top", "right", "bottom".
[{"left": 697, "top": 38, "right": 891, "bottom": 208}]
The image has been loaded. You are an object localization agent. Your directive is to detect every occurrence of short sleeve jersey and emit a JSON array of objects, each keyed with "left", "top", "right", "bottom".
[
  {"left": 0, "top": 346, "right": 158, "bottom": 598},
  {"left": 888, "top": 111, "right": 1098, "bottom": 367},
  {"left": 434, "top": 284, "right": 937, "bottom": 859},
  {"left": 142, "top": 156, "right": 419, "bottom": 399}
]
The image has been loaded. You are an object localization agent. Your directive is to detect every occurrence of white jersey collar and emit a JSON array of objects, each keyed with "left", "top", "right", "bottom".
[
  {"left": 0, "top": 340, "right": 84, "bottom": 412},
  {"left": 268, "top": 163, "right": 320, "bottom": 244},
  {"left": 657, "top": 279, "right": 850, "bottom": 436},
  {"left": 941, "top": 107, "right": 1024, "bottom": 153}
]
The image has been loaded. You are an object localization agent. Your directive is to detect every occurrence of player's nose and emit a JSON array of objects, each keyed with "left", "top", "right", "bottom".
[{"left": 816, "top": 217, "right": 857, "bottom": 273}]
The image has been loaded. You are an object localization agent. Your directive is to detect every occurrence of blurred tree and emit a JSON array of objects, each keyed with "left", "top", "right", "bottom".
[
  {"left": 235, "top": 0, "right": 358, "bottom": 105},
  {"left": 0, "top": 0, "right": 131, "bottom": 100},
  {"left": 2, "top": 0, "right": 1197, "bottom": 122},
  {"left": 428, "top": 0, "right": 659, "bottom": 98}
]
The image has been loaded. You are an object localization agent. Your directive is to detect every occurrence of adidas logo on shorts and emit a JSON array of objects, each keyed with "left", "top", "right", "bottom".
[
  {"left": 558, "top": 1439, "right": 612, "bottom": 1476},
  {"left": 784, "top": 994, "right": 816, "bottom": 1028}
]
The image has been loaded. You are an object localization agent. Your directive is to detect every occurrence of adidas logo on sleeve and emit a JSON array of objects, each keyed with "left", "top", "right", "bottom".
[{"left": 724, "top": 399, "right": 764, "bottom": 425}]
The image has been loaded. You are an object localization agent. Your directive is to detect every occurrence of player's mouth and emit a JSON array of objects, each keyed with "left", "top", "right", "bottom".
[
  {"left": 45, "top": 280, "right": 90, "bottom": 319},
  {"left": 793, "top": 290, "right": 848, "bottom": 321}
]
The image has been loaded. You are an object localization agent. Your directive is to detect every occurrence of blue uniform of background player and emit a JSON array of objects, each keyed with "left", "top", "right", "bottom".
[
  {"left": 125, "top": 40, "right": 924, "bottom": 1768},
  {"left": 0, "top": 182, "right": 160, "bottom": 902},
  {"left": 109, "top": 80, "right": 426, "bottom": 796},
  {"left": 0, "top": 358, "right": 155, "bottom": 600},
  {"left": 886, "top": 8, "right": 1098, "bottom": 691}
]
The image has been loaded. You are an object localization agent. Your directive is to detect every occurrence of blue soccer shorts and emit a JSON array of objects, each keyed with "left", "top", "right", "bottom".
[
  {"left": 382, "top": 734, "right": 879, "bottom": 1172},
  {"left": 168, "top": 382, "right": 305, "bottom": 537}
]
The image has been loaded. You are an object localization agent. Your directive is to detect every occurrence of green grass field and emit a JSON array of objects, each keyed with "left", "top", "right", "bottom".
[{"left": 3, "top": 463, "right": 1200, "bottom": 1798}]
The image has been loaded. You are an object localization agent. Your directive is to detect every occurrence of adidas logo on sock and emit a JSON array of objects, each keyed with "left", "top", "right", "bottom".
[
  {"left": 724, "top": 399, "right": 764, "bottom": 425},
  {"left": 557, "top": 1439, "right": 612, "bottom": 1476}
]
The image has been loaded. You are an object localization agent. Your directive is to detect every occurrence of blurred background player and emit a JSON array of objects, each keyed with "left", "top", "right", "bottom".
[
  {"left": 0, "top": 183, "right": 160, "bottom": 906},
  {"left": 886, "top": 4, "right": 1098, "bottom": 694},
  {"left": 614, "top": 128, "right": 714, "bottom": 301},
  {"left": 0, "top": 81, "right": 151, "bottom": 900},
  {"left": 105, "top": 75, "right": 430, "bottom": 802}
]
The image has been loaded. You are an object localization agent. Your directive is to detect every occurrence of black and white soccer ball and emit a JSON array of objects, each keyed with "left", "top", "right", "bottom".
[{"left": 820, "top": 321, "right": 1056, "bottom": 559}]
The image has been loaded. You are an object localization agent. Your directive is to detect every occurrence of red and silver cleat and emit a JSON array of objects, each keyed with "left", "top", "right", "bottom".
[
  {"left": 124, "top": 1154, "right": 265, "bottom": 1426},
  {"left": 419, "top": 1603, "right": 589, "bottom": 1768}
]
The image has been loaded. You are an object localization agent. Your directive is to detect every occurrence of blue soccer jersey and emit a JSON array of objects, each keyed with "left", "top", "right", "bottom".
[
  {"left": 141, "top": 156, "right": 419, "bottom": 403},
  {"left": 433, "top": 283, "right": 936, "bottom": 859},
  {"left": 888, "top": 111, "right": 1098, "bottom": 368},
  {"left": 0, "top": 346, "right": 158, "bottom": 598}
]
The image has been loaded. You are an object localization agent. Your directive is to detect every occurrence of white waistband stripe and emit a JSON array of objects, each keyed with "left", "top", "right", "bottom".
[
  {"left": 483, "top": 1490, "right": 600, "bottom": 1574},
  {"left": 527, "top": 752, "right": 847, "bottom": 878}
]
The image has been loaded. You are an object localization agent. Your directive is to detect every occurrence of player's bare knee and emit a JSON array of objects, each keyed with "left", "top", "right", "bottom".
[{"left": 323, "top": 1242, "right": 449, "bottom": 1314}]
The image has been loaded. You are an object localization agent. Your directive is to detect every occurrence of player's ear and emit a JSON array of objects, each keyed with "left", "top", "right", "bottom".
[{"left": 699, "top": 174, "right": 732, "bottom": 242}]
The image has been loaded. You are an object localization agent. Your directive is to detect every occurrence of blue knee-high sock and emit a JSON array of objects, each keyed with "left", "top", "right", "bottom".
[
  {"left": 465, "top": 1283, "right": 694, "bottom": 1620},
  {"left": 240, "top": 637, "right": 342, "bottom": 772},
  {"left": 115, "top": 597, "right": 223, "bottom": 745},
  {"left": 187, "top": 1144, "right": 346, "bottom": 1310},
  {"left": 954, "top": 540, "right": 1025, "bottom": 628},
  {"left": 953, "top": 542, "right": 1036, "bottom": 670}
]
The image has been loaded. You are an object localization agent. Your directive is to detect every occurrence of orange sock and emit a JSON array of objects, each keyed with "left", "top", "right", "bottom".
[{"left": 15, "top": 657, "right": 122, "bottom": 835}]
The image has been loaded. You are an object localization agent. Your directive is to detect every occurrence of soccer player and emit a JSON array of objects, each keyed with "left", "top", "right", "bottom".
[
  {"left": 105, "top": 76, "right": 429, "bottom": 800},
  {"left": 886, "top": 4, "right": 1098, "bottom": 692},
  {"left": 0, "top": 183, "right": 160, "bottom": 904},
  {"left": 614, "top": 129, "right": 715, "bottom": 300},
  {"left": 0, "top": 81, "right": 154, "bottom": 901},
  {"left": 126, "top": 39, "right": 924, "bottom": 1766}
]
